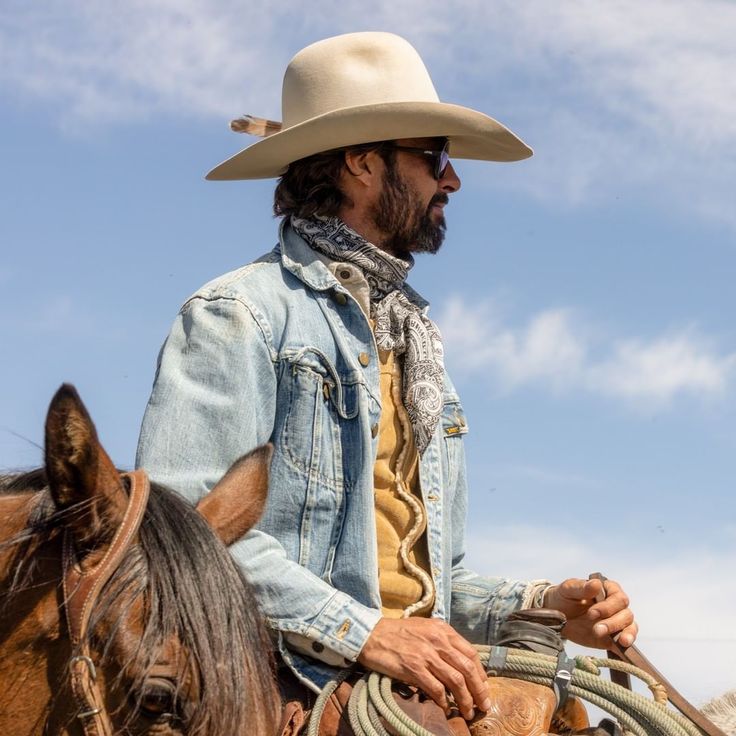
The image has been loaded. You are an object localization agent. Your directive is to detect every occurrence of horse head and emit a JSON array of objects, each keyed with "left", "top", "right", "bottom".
[{"left": 0, "top": 384, "right": 279, "bottom": 735}]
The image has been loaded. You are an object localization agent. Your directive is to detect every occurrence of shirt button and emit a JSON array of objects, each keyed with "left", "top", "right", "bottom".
[
  {"left": 371, "top": 423, "right": 379, "bottom": 438},
  {"left": 339, "top": 269, "right": 352, "bottom": 280},
  {"left": 335, "top": 292, "right": 348, "bottom": 306},
  {"left": 312, "top": 641, "right": 325, "bottom": 653},
  {"left": 358, "top": 352, "right": 370, "bottom": 366}
]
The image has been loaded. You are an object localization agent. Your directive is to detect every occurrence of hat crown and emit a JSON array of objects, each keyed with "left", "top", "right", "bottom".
[{"left": 282, "top": 32, "right": 440, "bottom": 129}]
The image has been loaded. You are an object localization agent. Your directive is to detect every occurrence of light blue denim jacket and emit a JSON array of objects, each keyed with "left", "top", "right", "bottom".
[{"left": 137, "top": 219, "right": 540, "bottom": 690}]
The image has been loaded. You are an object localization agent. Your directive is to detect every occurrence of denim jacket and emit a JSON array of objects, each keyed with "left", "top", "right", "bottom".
[{"left": 137, "top": 219, "right": 540, "bottom": 690}]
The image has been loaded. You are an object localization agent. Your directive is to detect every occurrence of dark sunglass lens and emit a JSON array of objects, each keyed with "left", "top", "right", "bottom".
[{"left": 436, "top": 150, "right": 450, "bottom": 179}]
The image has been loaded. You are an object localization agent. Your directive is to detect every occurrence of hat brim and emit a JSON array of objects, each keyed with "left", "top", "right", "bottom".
[{"left": 206, "top": 101, "right": 532, "bottom": 180}]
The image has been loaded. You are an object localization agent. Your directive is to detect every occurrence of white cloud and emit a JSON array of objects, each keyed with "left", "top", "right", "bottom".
[
  {"left": 591, "top": 334, "right": 735, "bottom": 401},
  {"left": 0, "top": 1, "right": 289, "bottom": 124},
  {"left": 439, "top": 297, "right": 735, "bottom": 406},
  {"left": 3, "top": 0, "right": 735, "bottom": 139},
  {"left": 440, "top": 0, "right": 736, "bottom": 224},
  {"left": 440, "top": 299, "right": 585, "bottom": 390}
]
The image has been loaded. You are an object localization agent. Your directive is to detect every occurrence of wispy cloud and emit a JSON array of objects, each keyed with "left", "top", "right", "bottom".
[
  {"left": 0, "top": 1, "right": 289, "bottom": 124},
  {"left": 438, "top": 0, "right": 736, "bottom": 225},
  {"left": 438, "top": 297, "right": 736, "bottom": 406},
  {"left": 1, "top": 1, "right": 735, "bottom": 225}
]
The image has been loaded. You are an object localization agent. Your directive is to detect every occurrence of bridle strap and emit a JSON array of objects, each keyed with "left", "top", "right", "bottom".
[{"left": 62, "top": 469, "right": 151, "bottom": 736}]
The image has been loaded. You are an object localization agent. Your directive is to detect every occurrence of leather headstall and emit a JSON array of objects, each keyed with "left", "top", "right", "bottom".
[{"left": 62, "top": 469, "right": 151, "bottom": 736}]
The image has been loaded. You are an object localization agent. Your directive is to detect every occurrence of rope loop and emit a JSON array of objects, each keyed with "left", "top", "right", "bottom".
[{"left": 306, "top": 645, "right": 707, "bottom": 736}]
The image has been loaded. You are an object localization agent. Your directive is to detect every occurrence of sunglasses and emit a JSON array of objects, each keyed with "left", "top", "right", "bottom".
[{"left": 391, "top": 140, "right": 451, "bottom": 180}]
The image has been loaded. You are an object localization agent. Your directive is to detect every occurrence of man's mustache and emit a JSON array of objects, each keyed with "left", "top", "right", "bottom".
[{"left": 430, "top": 193, "right": 449, "bottom": 208}]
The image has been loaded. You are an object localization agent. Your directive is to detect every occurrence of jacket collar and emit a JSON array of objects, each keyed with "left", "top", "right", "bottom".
[{"left": 277, "top": 217, "right": 430, "bottom": 312}]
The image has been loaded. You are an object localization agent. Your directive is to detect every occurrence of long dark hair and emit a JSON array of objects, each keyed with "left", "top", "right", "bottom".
[
  {"left": 273, "top": 142, "right": 396, "bottom": 218},
  {"left": 1, "top": 472, "right": 278, "bottom": 736}
]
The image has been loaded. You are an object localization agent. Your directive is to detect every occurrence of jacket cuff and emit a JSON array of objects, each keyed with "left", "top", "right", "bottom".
[
  {"left": 520, "top": 579, "right": 555, "bottom": 609},
  {"left": 283, "top": 590, "right": 383, "bottom": 663}
]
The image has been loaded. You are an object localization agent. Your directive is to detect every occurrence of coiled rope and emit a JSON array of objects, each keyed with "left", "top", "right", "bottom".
[{"left": 306, "top": 645, "right": 705, "bottom": 736}]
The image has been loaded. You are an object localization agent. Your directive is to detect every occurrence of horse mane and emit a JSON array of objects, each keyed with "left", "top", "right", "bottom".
[
  {"left": 701, "top": 690, "right": 736, "bottom": 735},
  {"left": 1, "top": 470, "right": 278, "bottom": 736}
]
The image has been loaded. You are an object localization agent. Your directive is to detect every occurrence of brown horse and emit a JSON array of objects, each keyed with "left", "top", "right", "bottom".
[{"left": 0, "top": 384, "right": 280, "bottom": 736}]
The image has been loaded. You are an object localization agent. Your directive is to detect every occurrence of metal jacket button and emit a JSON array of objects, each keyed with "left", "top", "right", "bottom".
[
  {"left": 334, "top": 292, "right": 348, "bottom": 305},
  {"left": 358, "top": 352, "right": 370, "bottom": 366},
  {"left": 312, "top": 641, "right": 325, "bottom": 653}
]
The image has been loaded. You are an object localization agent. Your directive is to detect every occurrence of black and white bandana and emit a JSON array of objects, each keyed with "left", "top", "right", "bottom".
[{"left": 291, "top": 215, "right": 445, "bottom": 453}]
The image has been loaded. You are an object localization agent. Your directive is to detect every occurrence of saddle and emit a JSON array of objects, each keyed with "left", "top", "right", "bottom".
[{"left": 278, "top": 609, "right": 598, "bottom": 736}]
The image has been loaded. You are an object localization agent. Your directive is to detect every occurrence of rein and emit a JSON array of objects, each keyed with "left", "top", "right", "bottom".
[{"left": 61, "top": 469, "right": 150, "bottom": 736}]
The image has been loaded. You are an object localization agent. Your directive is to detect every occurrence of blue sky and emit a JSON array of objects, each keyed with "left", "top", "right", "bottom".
[{"left": 1, "top": 0, "right": 734, "bottom": 705}]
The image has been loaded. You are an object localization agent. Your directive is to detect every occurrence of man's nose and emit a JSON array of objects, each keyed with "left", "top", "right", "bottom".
[{"left": 439, "top": 161, "right": 461, "bottom": 192}]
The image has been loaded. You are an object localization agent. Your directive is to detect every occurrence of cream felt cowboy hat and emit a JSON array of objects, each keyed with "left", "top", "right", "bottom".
[{"left": 206, "top": 31, "right": 532, "bottom": 181}]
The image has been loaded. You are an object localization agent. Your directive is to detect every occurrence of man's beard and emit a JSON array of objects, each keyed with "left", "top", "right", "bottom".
[{"left": 370, "top": 164, "right": 447, "bottom": 259}]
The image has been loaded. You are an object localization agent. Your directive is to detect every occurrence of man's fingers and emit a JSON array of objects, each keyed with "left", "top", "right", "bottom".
[
  {"left": 438, "top": 649, "right": 492, "bottom": 715},
  {"left": 356, "top": 617, "right": 493, "bottom": 719},
  {"left": 551, "top": 578, "right": 603, "bottom": 609},
  {"left": 450, "top": 636, "right": 488, "bottom": 684},
  {"left": 564, "top": 577, "right": 597, "bottom": 598},
  {"left": 592, "top": 608, "right": 636, "bottom": 642},
  {"left": 428, "top": 657, "right": 476, "bottom": 719},
  {"left": 410, "top": 669, "right": 449, "bottom": 712},
  {"left": 617, "top": 621, "right": 639, "bottom": 648},
  {"left": 588, "top": 589, "right": 631, "bottom": 621}
]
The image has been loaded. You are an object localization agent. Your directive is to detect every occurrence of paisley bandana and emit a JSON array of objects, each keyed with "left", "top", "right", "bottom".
[{"left": 291, "top": 215, "right": 445, "bottom": 453}]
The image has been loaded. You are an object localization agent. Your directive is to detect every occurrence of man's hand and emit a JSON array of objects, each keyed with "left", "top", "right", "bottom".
[
  {"left": 544, "top": 577, "right": 638, "bottom": 649},
  {"left": 357, "top": 617, "right": 491, "bottom": 720}
]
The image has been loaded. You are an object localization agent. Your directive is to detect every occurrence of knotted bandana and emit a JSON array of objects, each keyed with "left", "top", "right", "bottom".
[{"left": 291, "top": 215, "right": 444, "bottom": 453}]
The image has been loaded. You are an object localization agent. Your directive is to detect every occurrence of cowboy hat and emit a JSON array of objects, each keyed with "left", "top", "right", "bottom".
[{"left": 206, "top": 31, "right": 532, "bottom": 181}]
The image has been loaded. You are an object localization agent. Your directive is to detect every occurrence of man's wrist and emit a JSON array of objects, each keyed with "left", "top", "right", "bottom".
[{"left": 524, "top": 580, "right": 555, "bottom": 609}]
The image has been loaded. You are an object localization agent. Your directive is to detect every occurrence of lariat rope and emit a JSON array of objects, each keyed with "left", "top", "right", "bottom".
[{"left": 307, "top": 645, "right": 706, "bottom": 736}]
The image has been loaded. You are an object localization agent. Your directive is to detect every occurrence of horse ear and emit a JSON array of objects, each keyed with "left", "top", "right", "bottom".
[
  {"left": 44, "top": 384, "right": 128, "bottom": 551},
  {"left": 196, "top": 444, "right": 272, "bottom": 546}
]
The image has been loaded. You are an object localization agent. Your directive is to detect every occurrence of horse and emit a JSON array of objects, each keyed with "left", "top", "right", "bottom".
[
  {"left": 0, "top": 384, "right": 280, "bottom": 736},
  {"left": 702, "top": 691, "right": 736, "bottom": 736}
]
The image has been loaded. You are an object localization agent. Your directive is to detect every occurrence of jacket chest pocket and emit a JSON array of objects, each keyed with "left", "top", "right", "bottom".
[
  {"left": 441, "top": 398, "right": 469, "bottom": 495},
  {"left": 276, "top": 350, "right": 359, "bottom": 493}
]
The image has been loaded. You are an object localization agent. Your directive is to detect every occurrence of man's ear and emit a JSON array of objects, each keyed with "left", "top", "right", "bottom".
[
  {"left": 343, "top": 148, "right": 382, "bottom": 182},
  {"left": 196, "top": 445, "right": 272, "bottom": 546}
]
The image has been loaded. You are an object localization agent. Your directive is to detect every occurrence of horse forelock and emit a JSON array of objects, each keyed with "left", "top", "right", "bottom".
[
  {"left": 1, "top": 472, "right": 278, "bottom": 736},
  {"left": 92, "top": 481, "right": 278, "bottom": 736}
]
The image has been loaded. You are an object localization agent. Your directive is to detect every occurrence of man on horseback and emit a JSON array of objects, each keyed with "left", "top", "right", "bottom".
[{"left": 137, "top": 32, "right": 637, "bottom": 732}]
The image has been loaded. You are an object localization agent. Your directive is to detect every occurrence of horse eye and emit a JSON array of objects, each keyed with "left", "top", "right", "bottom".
[{"left": 138, "top": 678, "right": 178, "bottom": 720}]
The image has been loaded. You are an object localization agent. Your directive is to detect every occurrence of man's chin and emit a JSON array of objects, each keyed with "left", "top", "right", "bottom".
[{"left": 412, "top": 218, "right": 446, "bottom": 254}]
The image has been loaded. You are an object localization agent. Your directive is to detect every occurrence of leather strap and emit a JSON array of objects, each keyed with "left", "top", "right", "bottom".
[
  {"left": 588, "top": 573, "right": 728, "bottom": 736},
  {"left": 588, "top": 572, "right": 632, "bottom": 690},
  {"left": 494, "top": 608, "right": 567, "bottom": 656},
  {"left": 552, "top": 651, "right": 576, "bottom": 708},
  {"left": 62, "top": 469, "right": 150, "bottom": 736},
  {"left": 607, "top": 640, "right": 728, "bottom": 736}
]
